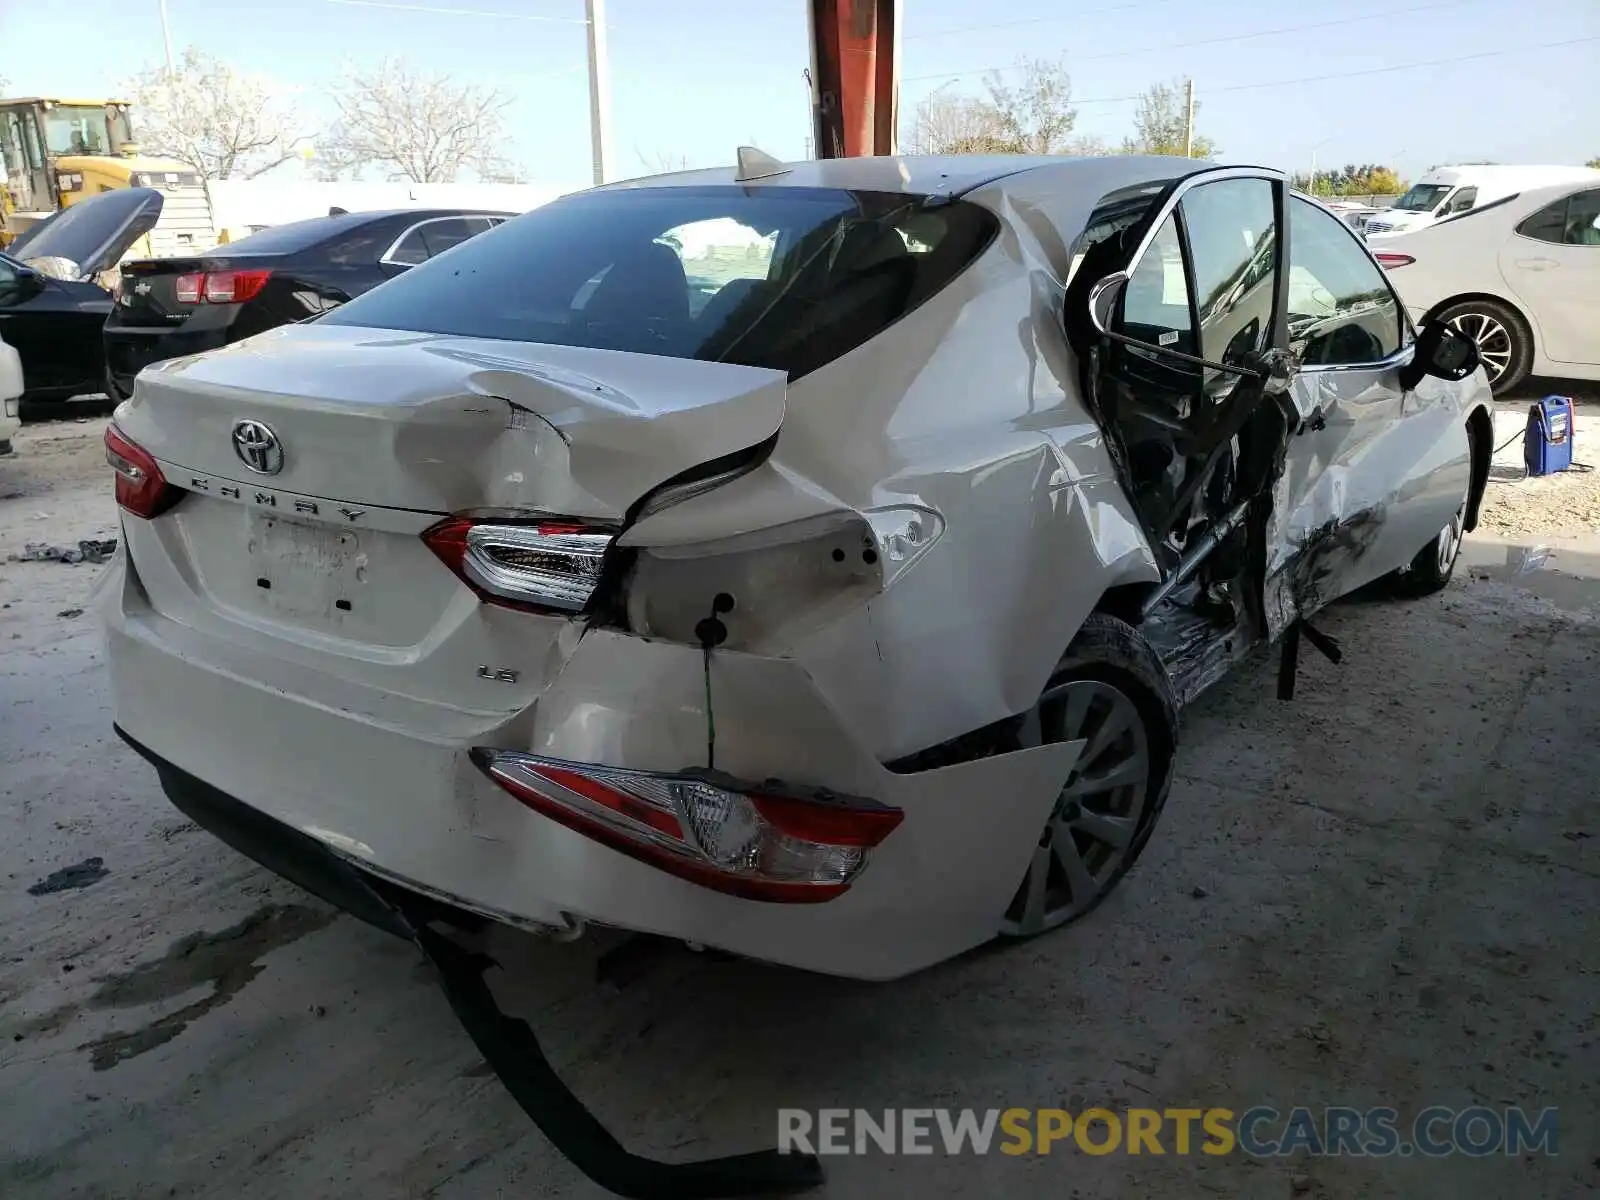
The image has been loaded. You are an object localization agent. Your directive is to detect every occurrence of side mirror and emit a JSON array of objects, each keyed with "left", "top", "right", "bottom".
[
  {"left": 1398, "top": 320, "right": 1481, "bottom": 391},
  {"left": 1086, "top": 270, "right": 1128, "bottom": 335},
  {"left": 0, "top": 265, "right": 45, "bottom": 305}
]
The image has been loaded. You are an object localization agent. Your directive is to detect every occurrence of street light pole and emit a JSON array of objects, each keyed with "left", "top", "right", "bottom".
[
  {"left": 585, "top": 0, "right": 614, "bottom": 185},
  {"left": 1183, "top": 77, "right": 1195, "bottom": 158},
  {"left": 158, "top": 0, "right": 177, "bottom": 74}
]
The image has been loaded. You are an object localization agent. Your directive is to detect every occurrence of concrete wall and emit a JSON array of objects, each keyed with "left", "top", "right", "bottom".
[{"left": 208, "top": 179, "right": 582, "bottom": 235}]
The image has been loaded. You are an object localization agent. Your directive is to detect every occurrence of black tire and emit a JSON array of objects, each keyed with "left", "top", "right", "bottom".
[
  {"left": 1436, "top": 298, "right": 1533, "bottom": 394},
  {"left": 999, "top": 612, "right": 1178, "bottom": 937},
  {"left": 1385, "top": 489, "right": 1469, "bottom": 598},
  {"left": 0, "top": 439, "right": 11, "bottom": 456}
]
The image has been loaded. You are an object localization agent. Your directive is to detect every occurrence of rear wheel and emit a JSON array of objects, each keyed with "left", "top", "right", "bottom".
[
  {"left": 1000, "top": 613, "right": 1177, "bottom": 937},
  {"left": 1437, "top": 298, "right": 1532, "bottom": 394}
]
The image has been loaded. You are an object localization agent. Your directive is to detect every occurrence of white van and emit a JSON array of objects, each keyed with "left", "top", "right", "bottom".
[{"left": 1363, "top": 164, "right": 1600, "bottom": 237}]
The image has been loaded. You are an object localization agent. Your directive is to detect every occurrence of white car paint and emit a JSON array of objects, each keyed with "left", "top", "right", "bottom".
[
  {"left": 1364, "top": 164, "right": 1600, "bottom": 238},
  {"left": 0, "top": 332, "right": 21, "bottom": 450},
  {"left": 101, "top": 155, "right": 1493, "bottom": 981},
  {"left": 1376, "top": 180, "right": 1600, "bottom": 383}
]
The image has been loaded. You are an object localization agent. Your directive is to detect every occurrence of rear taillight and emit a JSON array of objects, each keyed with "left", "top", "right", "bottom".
[
  {"left": 472, "top": 750, "right": 903, "bottom": 902},
  {"left": 105, "top": 424, "right": 182, "bottom": 519},
  {"left": 1373, "top": 252, "right": 1414, "bottom": 269},
  {"left": 203, "top": 269, "right": 272, "bottom": 303},
  {"left": 174, "top": 269, "right": 273, "bottom": 305},
  {"left": 422, "top": 516, "right": 615, "bottom": 613}
]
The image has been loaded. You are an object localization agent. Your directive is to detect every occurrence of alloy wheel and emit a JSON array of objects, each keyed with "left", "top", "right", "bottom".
[
  {"left": 1447, "top": 310, "right": 1513, "bottom": 386},
  {"left": 1002, "top": 678, "right": 1151, "bottom": 936},
  {"left": 1436, "top": 499, "right": 1467, "bottom": 576}
]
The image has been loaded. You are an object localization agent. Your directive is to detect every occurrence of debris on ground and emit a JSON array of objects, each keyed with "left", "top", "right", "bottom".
[
  {"left": 27, "top": 857, "right": 110, "bottom": 895},
  {"left": 57, "top": 608, "right": 84, "bottom": 619},
  {"left": 8, "top": 538, "right": 118, "bottom": 565}
]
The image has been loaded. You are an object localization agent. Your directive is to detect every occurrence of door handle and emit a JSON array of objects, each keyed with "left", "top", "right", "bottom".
[{"left": 1515, "top": 257, "right": 1559, "bottom": 271}]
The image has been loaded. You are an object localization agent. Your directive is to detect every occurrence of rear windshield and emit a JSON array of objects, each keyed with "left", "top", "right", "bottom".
[
  {"left": 215, "top": 214, "right": 390, "bottom": 256},
  {"left": 319, "top": 186, "right": 998, "bottom": 379}
]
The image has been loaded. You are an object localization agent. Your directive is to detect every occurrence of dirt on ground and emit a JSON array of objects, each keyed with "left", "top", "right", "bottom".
[{"left": 1, "top": 412, "right": 1597, "bottom": 1200}]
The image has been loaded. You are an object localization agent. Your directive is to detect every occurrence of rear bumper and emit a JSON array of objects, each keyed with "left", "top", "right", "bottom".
[
  {"left": 117, "top": 724, "right": 417, "bottom": 939},
  {"left": 102, "top": 556, "right": 1078, "bottom": 980}
]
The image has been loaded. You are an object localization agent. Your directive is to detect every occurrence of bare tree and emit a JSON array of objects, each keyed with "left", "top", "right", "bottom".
[
  {"left": 1060, "top": 134, "right": 1112, "bottom": 157},
  {"left": 125, "top": 48, "right": 307, "bottom": 180},
  {"left": 1121, "top": 78, "right": 1217, "bottom": 159},
  {"left": 637, "top": 147, "right": 691, "bottom": 175},
  {"left": 905, "top": 86, "right": 1012, "bottom": 155},
  {"left": 982, "top": 55, "right": 1079, "bottom": 155},
  {"left": 321, "top": 58, "right": 512, "bottom": 183}
]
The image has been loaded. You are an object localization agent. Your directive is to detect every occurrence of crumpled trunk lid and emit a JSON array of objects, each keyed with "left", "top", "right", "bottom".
[{"left": 114, "top": 322, "right": 788, "bottom": 518}]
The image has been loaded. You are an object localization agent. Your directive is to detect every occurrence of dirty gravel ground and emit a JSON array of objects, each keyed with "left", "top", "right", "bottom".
[{"left": 1, "top": 410, "right": 1597, "bottom": 1200}]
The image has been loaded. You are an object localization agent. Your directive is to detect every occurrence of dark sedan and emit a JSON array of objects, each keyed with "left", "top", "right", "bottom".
[
  {"left": 0, "top": 188, "right": 163, "bottom": 404},
  {"left": 104, "top": 207, "right": 513, "bottom": 399}
]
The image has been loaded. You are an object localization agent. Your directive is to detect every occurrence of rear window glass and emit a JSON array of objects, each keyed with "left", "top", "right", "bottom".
[
  {"left": 216, "top": 214, "right": 398, "bottom": 256},
  {"left": 320, "top": 186, "right": 998, "bottom": 379}
]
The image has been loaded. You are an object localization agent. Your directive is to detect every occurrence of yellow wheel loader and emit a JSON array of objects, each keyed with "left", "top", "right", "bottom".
[{"left": 0, "top": 97, "right": 216, "bottom": 259}]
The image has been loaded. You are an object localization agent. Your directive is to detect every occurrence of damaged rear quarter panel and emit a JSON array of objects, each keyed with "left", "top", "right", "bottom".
[{"left": 624, "top": 206, "right": 1160, "bottom": 762}]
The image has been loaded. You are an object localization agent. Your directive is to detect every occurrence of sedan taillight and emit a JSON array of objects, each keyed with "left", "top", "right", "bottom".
[
  {"left": 1372, "top": 252, "right": 1415, "bottom": 270},
  {"left": 105, "top": 424, "right": 182, "bottom": 519},
  {"left": 422, "top": 516, "right": 616, "bottom": 613},
  {"left": 175, "top": 269, "right": 273, "bottom": 304},
  {"left": 472, "top": 750, "right": 903, "bottom": 902}
]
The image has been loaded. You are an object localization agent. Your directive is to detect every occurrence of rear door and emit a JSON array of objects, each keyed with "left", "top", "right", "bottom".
[
  {"left": 1266, "top": 194, "right": 1468, "bottom": 631},
  {"left": 1501, "top": 186, "right": 1600, "bottom": 366}
]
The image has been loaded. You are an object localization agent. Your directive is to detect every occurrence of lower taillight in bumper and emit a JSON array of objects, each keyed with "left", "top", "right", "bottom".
[{"left": 471, "top": 750, "right": 903, "bottom": 903}]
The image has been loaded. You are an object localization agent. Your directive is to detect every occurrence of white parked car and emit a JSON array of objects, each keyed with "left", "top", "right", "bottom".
[
  {"left": 1371, "top": 179, "right": 1600, "bottom": 392},
  {"left": 0, "top": 331, "right": 21, "bottom": 454},
  {"left": 1363, "top": 164, "right": 1600, "bottom": 239},
  {"left": 102, "top": 156, "right": 1494, "bottom": 988}
]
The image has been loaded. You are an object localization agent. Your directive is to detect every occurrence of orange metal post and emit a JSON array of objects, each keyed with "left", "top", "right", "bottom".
[{"left": 807, "top": 0, "right": 899, "bottom": 158}]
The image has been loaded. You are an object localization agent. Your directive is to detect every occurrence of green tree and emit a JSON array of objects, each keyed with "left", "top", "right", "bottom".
[
  {"left": 1121, "top": 79, "right": 1217, "bottom": 158},
  {"left": 981, "top": 55, "right": 1080, "bottom": 154},
  {"left": 1587, "top": 156, "right": 1600, "bottom": 169}
]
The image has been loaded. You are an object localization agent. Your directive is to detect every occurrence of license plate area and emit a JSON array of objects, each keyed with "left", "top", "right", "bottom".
[{"left": 248, "top": 510, "right": 365, "bottom": 619}]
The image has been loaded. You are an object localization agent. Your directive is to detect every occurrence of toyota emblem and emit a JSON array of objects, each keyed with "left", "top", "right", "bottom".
[{"left": 231, "top": 419, "right": 284, "bottom": 475}]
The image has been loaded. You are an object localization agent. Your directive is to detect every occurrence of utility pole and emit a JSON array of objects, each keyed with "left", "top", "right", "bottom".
[
  {"left": 1183, "top": 77, "right": 1195, "bottom": 159},
  {"left": 158, "top": 0, "right": 177, "bottom": 74},
  {"left": 585, "top": 0, "right": 615, "bottom": 186}
]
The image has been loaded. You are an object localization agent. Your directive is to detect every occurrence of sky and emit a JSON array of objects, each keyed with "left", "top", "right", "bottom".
[{"left": 0, "top": 0, "right": 1596, "bottom": 189}]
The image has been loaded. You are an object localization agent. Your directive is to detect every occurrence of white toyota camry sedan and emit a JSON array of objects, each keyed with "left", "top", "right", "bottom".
[
  {"left": 1370, "top": 178, "right": 1600, "bottom": 393},
  {"left": 101, "top": 154, "right": 1493, "bottom": 983}
]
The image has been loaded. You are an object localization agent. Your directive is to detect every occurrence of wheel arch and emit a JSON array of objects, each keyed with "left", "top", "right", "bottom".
[{"left": 1424, "top": 290, "right": 1540, "bottom": 355}]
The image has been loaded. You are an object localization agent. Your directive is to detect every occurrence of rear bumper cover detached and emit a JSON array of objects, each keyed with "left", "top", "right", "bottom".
[
  {"left": 116, "top": 727, "right": 824, "bottom": 1200},
  {"left": 103, "top": 550, "right": 1082, "bottom": 981}
]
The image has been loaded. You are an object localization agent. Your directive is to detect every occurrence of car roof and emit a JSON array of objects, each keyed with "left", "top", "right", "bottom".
[
  {"left": 595, "top": 153, "right": 1217, "bottom": 200},
  {"left": 211, "top": 207, "right": 516, "bottom": 257}
]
